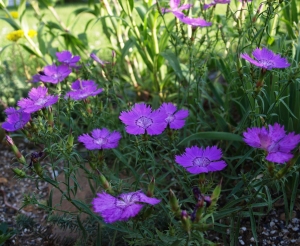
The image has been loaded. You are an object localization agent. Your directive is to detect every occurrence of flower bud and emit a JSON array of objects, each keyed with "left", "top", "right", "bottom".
[
  {"left": 169, "top": 189, "right": 181, "bottom": 217},
  {"left": 210, "top": 178, "right": 222, "bottom": 208},
  {"left": 12, "top": 168, "right": 26, "bottom": 178},
  {"left": 33, "top": 162, "right": 43, "bottom": 177},
  {"left": 99, "top": 172, "right": 112, "bottom": 193},
  {"left": 6, "top": 135, "right": 26, "bottom": 165},
  {"left": 147, "top": 177, "right": 155, "bottom": 197},
  {"left": 67, "top": 129, "right": 74, "bottom": 153},
  {"left": 181, "top": 210, "right": 191, "bottom": 234}
]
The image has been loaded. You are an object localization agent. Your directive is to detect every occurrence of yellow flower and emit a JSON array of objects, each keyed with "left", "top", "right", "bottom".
[
  {"left": 10, "top": 11, "right": 19, "bottom": 19},
  {"left": 28, "top": 30, "right": 37, "bottom": 38},
  {"left": 6, "top": 30, "right": 24, "bottom": 42}
]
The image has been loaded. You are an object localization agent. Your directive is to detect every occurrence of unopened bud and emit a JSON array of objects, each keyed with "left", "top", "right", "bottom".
[
  {"left": 99, "top": 172, "right": 112, "bottom": 193},
  {"left": 147, "top": 177, "right": 155, "bottom": 197},
  {"left": 33, "top": 162, "right": 43, "bottom": 177},
  {"left": 6, "top": 135, "right": 26, "bottom": 165},
  {"left": 12, "top": 168, "right": 26, "bottom": 178},
  {"left": 210, "top": 178, "right": 222, "bottom": 208},
  {"left": 67, "top": 129, "right": 74, "bottom": 152},
  {"left": 169, "top": 189, "right": 181, "bottom": 216},
  {"left": 181, "top": 210, "right": 191, "bottom": 234}
]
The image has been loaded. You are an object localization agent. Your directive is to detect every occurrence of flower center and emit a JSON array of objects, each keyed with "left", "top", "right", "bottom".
[
  {"left": 258, "top": 59, "right": 274, "bottom": 68},
  {"left": 136, "top": 116, "right": 153, "bottom": 129},
  {"left": 35, "top": 97, "right": 48, "bottom": 106},
  {"left": 193, "top": 157, "right": 210, "bottom": 167},
  {"left": 258, "top": 133, "right": 271, "bottom": 150},
  {"left": 165, "top": 114, "right": 175, "bottom": 123},
  {"left": 14, "top": 120, "right": 25, "bottom": 130},
  {"left": 94, "top": 137, "right": 108, "bottom": 146},
  {"left": 116, "top": 194, "right": 139, "bottom": 208}
]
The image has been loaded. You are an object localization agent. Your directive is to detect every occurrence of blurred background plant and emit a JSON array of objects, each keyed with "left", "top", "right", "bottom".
[{"left": 1, "top": 0, "right": 300, "bottom": 245}]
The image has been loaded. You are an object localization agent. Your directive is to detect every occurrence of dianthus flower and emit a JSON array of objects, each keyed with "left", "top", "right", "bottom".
[
  {"left": 119, "top": 103, "right": 167, "bottom": 135},
  {"left": 243, "top": 123, "right": 300, "bottom": 164},
  {"left": 90, "top": 53, "right": 109, "bottom": 66},
  {"left": 159, "top": 102, "right": 188, "bottom": 129},
  {"left": 173, "top": 11, "right": 212, "bottom": 27},
  {"left": 65, "top": 80, "right": 103, "bottom": 101},
  {"left": 162, "top": 0, "right": 193, "bottom": 13},
  {"left": 56, "top": 51, "right": 80, "bottom": 68},
  {"left": 78, "top": 128, "right": 121, "bottom": 150},
  {"left": 240, "top": 47, "right": 290, "bottom": 70},
  {"left": 1, "top": 108, "right": 31, "bottom": 132},
  {"left": 92, "top": 191, "right": 161, "bottom": 223},
  {"left": 17, "top": 86, "right": 58, "bottom": 113},
  {"left": 203, "top": 0, "right": 230, "bottom": 10},
  {"left": 39, "top": 64, "right": 71, "bottom": 84},
  {"left": 175, "top": 146, "right": 227, "bottom": 174}
]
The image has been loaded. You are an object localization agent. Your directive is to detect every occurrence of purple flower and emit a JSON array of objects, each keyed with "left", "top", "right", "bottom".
[
  {"left": 160, "top": 102, "right": 188, "bottom": 129},
  {"left": 173, "top": 11, "right": 212, "bottom": 27},
  {"left": 39, "top": 64, "right": 71, "bottom": 84},
  {"left": 56, "top": 51, "right": 80, "bottom": 68},
  {"left": 90, "top": 53, "right": 109, "bottom": 66},
  {"left": 175, "top": 146, "right": 227, "bottom": 174},
  {"left": 65, "top": 80, "right": 103, "bottom": 101},
  {"left": 243, "top": 123, "right": 300, "bottom": 164},
  {"left": 1, "top": 107, "right": 31, "bottom": 132},
  {"left": 203, "top": 0, "right": 230, "bottom": 10},
  {"left": 119, "top": 103, "right": 167, "bottom": 135},
  {"left": 17, "top": 86, "right": 58, "bottom": 113},
  {"left": 240, "top": 47, "right": 290, "bottom": 70},
  {"left": 162, "top": 0, "right": 193, "bottom": 13},
  {"left": 92, "top": 190, "right": 161, "bottom": 223},
  {"left": 78, "top": 128, "right": 121, "bottom": 150}
]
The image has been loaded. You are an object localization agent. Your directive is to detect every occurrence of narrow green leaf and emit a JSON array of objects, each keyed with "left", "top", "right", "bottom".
[
  {"left": 160, "top": 51, "right": 184, "bottom": 80},
  {"left": 178, "top": 132, "right": 243, "bottom": 145}
]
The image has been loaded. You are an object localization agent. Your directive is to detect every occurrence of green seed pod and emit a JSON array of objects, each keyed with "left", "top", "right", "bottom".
[
  {"left": 147, "top": 177, "right": 155, "bottom": 197},
  {"left": 169, "top": 189, "right": 181, "bottom": 216}
]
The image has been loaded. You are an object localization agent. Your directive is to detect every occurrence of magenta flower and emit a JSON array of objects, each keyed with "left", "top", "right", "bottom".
[
  {"left": 240, "top": 47, "right": 290, "bottom": 70},
  {"left": 56, "top": 51, "right": 80, "bottom": 68},
  {"left": 173, "top": 11, "right": 212, "bottom": 27},
  {"left": 65, "top": 80, "right": 103, "bottom": 101},
  {"left": 1, "top": 107, "right": 31, "bottom": 132},
  {"left": 243, "top": 123, "right": 300, "bottom": 164},
  {"left": 162, "top": 0, "right": 193, "bottom": 13},
  {"left": 90, "top": 53, "right": 109, "bottom": 66},
  {"left": 203, "top": 0, "right": 230, "bottom": 10},
  {"left": 119, "top": 103, "right": 167, "bottom": 135},
  {"left": 159, "top": 102, "right": 188, "bottom": 129},
  {"left": 78, "top": 128, "right": 121, "bottom": 150},
  {"left": 39, "top": 64, "right": 71, "bottom": 84},
  {"left": 175, "top": 146, "right": 227, "bottom": 174},
  {"left": 17, "top": 86, "right": 58, "bottom": 113},
  {"left": 92, "top": 191, "right": 161, "bottom": 223}
]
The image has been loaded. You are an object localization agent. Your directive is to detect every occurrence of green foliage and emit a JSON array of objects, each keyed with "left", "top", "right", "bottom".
[{"left": 1, "top": 0, "right": 300, "bottom": 245}]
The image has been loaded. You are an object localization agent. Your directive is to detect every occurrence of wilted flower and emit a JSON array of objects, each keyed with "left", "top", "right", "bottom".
[
  {"left": 240, "top": 47, "right": 290, "bottom": 70},
  {"left": 39, "top": 64, "right": 71, "bottom": 84},
  {"left": 18, "top": 86, "right": 58, "bottom": 113},
  {"left": 6, "top": 30, "right": 24, "bottom": 42},
  {"left": 159, "top": 102, "right": 188, "bottom": 129},
  {"left": 56, "top": 51, "right": 80, "bottom": 68},
  {"left": 92, "top": 191, "right": 160, "bottom": 223},
  {"left": 243, "top": 123, "right": 300, "bottom": 164},
  {"left": 90, "top": 53, "right": 109, "bottom": 66},
  {"left": 1, "top": 108, "right": 31, "bottom": 132},
  {"left": 78, "top": 128, "right": 121, "bottom": 150},
  {"left": 119, "top": 103, "right": 167, "bottom": 135},
  {"left": 65, "top": 80, "right": 103, "bottom": 100},
  {"left": 203, "top": 0, "right": 230, "bottom": 10},
  {"left": 161, "top": 0, "right": 193, "bottom": 13},
  {"left": 175, "top": 146, "right": 227, "bottom": 174}
]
